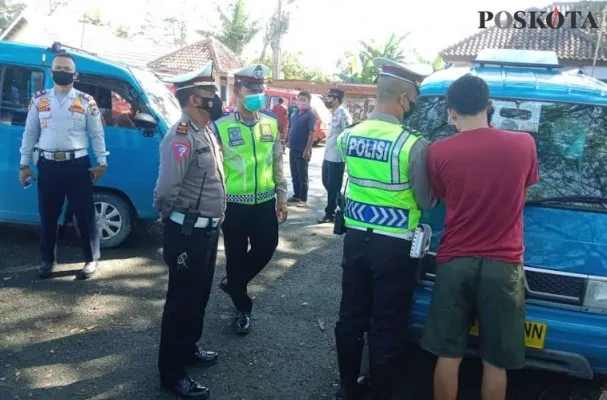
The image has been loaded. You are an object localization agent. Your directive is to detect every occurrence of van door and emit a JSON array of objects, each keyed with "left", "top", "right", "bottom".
[
  {"left": 0, "top": 64, "right": 46, "bottom": 223},
  {"left": 73, "top": 74, "right": 160, "bottom": 221}
]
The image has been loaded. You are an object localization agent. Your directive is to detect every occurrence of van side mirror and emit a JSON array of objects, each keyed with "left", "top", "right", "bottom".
[{"left": 133, "top": 112, "right": 157, "bottom": 136}]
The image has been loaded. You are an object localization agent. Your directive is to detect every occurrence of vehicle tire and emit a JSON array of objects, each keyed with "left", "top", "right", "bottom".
[{"left": 73, "top": 191, "right": 133, "bottom": 249}]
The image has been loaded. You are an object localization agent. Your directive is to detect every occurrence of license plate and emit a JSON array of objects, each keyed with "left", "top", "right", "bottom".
[{"left": 469, "top": 319, "right": 548, "bottom": 349}]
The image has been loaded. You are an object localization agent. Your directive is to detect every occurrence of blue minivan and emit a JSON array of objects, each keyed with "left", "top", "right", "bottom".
[
  {"left": 406, "top": 49, "right": 607, "bottom": 383},
  {"left": 0, "top": 41, "right": 181, "bottom": 247}
]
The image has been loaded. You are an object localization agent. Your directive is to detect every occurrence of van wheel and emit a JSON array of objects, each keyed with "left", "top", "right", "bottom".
[{"left": 73, "top": 191, "right": 133, "bottom": 249}]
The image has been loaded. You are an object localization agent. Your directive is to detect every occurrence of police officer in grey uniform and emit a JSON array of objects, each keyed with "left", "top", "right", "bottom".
[
  {"left": 153, "top": 62, "right": 225, "bottom": 398},
  {"left": 19, "top": 51, "right": 108, "bottom": 280}
]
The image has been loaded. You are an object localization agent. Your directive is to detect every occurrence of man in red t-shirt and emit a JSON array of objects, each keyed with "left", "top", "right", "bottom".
[
  {"left": 421, "top": 75, "right": 539, "bottom": 400},
  {"left": 271, "top": 97, "right": 288, "bottom": 138}
]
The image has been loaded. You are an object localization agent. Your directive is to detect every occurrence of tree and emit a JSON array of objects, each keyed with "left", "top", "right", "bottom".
[
  {"left": 80, "top": 9, "right": 105, "bottom": 26},
  {"left": 47, "top": 0, "right": 70, "bottom": 16},
  {"left": 163, "top": 16, "right": 187, "bottom": 47},
  {"left": 337, "top": 33, "right": 412, "bottom": 84},
  {"left": 0, "top": 0, "right": 25, "bottom": 32},
  {"left": 114, "top": 25, "right": 130, "bottom": 39},
  {"left": 258, "top": 52, "right": 326, "bottom": 82},
  {"left": 197, "top": 0, "right": 260, "bottom": 55},
  {"left": 263, "top": 0, "right": 297, "bottom": 79}
]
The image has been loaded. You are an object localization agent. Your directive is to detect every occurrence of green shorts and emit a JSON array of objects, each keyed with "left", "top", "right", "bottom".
[{"left": 420, "top": 257, "right": 526, "bottom": 370}]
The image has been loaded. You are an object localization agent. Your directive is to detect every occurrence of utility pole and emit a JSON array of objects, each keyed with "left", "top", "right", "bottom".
[
  {"left": 80, "top": 12, "right": 86, "bottom": 47},
  {"left": 591, "top": 7, "right": 607, "bottom": 77},
  {"left": 271, "top": 0, "right": 283, "bottom": 79}
]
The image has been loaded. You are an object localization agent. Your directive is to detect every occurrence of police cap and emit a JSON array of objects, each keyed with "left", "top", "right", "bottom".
[
  {"left": 325, "top": 88, "right": 345, "bottom": 101},
  {"left": 166, "top": 61, "right": 217, "bottom": 92},
  {"left": 373, "top": 57, "right": 433, "bottom": 86},
  {"left": 233, "top": 64, "right": 270, "bottom": 91}
]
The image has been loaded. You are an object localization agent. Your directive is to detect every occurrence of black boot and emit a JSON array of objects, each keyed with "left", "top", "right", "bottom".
[{"left": 335, "top": 328, "right": 365, "bottom": 400}]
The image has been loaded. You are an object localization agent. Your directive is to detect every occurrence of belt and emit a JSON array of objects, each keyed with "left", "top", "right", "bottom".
[
  {"left": 169, "top": 211, "right": 220, "bottom": 229},
  {"left": 348, "top": 226, "right": 414, "bottom": 241},
  {"left": 39, "top": 149, "right": 88, "bottom": 161}
]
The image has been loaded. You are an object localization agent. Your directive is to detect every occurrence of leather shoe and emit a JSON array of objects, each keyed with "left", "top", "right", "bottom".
[
  {"left": 188, "top": 348, "right": 218, "bottom": 367},
  {"left": 233, "top": 311, "right": 251, "bottom": 335},
  {"left": 317, "top": 215, "right": 334, "bottom": 224},
  {"left": 39, "top": 262, "right": 55, "bottom": 279},
  {"left": 76, "top": 261, "right": 98, "bottom": 280},
  {"left": 162, "top": 377, "right": 210, "bottom": 398}
]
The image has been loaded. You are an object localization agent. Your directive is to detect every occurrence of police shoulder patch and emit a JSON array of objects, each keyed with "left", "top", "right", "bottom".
[
  {"left": 33, "top": 90, "right": 47, "bottom": 99},
  {"left": 78, "top": 92, "right": 93, "bottom": 101},
  {"left": 176, "top": 122, "right": 189, "bottom": 135}
]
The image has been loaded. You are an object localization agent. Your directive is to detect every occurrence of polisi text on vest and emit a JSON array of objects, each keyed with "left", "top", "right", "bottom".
[{"left": 347, "top": 136, "right": 391, "bottom": 162}]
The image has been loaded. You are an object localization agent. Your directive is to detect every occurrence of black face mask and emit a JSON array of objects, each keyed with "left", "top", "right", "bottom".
[
  {"left": 323, "top": 99, "right": 334, "bottom": 109},
  {"left": 195, "top": 95, "right": 223, "bottom": 121},
  {"left": 52, "top": 71, "right": 74, "bottom": 86}
]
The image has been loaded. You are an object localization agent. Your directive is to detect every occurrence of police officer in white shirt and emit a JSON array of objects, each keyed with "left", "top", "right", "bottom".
[
  {"left": 19, "top": 51, "right": 108, "bottom": 280},
  {"left": 154, "top": 62, "right": 225, "bottom": 399}
]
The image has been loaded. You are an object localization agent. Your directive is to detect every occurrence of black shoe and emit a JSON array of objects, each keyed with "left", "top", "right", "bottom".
[
  {"left": 76, "top": 261, "right": 97, "bottom": 280},
  {"left": 287, "top": 196, "right": 300, "bottom": 203},
  {"left": 39, "top": 262, "right": 55, "bottom": 279},
  {"left": 188, "top": 348, "right": 218, "bottom": 367},
  {"left": 219, "top": 277, "right": 229, "bottom": 295},
  {"left": 162, "top": 377, "right": 210, "bottom": 398},
  {"left": 233, "top": 311, "right": 251, "bottom": 335},
  {"left": 317, "top": 215, "right": 334, "bottom": 224}
]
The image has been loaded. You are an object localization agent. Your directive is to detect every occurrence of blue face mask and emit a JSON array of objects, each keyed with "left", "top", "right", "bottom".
[{"left": 243, "top": 93, "right": 264, "bottom": 112}]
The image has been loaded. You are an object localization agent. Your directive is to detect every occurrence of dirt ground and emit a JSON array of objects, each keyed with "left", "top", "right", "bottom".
[{"left": 0, "top": 148, "right": 605, "bottom": 400}]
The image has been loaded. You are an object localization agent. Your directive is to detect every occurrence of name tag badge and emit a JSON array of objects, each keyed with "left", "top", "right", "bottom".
[
  {"left": 69, "top": 105, "right": 85, "bottom": 114},
  {"left": 347, "top": 136, "right": 392, "bottom": 162},
  {"left": 37, "top": 98, "right": 50, "bottom": 112},
  {"left": 228, "top": 127, "right": 244, "bottom": 147},
  {"left": 195, "top": 146, "right": 211, "bottom": 154},
  {"left": 260, "top": 124, "right": 274, "bottom": 142}
]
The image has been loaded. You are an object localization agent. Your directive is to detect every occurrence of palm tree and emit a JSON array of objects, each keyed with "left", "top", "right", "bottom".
[{"left": 197, "top": 0, "right": 261, "bottom": 55}]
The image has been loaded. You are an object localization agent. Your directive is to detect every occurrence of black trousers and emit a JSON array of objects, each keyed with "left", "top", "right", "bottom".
[
  {"left": 158, "top": 220, "right": 219, "bottom": 385},
  {"left": 221, "top": 199, "right": 279, "bottom": 312},
  {"left": 289, "top": 149, "right": 309, "bottom": 202},
  {"left": 321, "top": 160, "right": 345, "bottom": 218},
  {"left": 37, "top": 156, "right": 100, "bottom": 264},
  {"left": 335, "top": 229, "right": 419, "bottom": 400}
]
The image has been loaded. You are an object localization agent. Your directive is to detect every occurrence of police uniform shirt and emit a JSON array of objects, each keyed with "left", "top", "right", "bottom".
[
  {"left": 19, "top": 88, "right": 108, "bottom": 166},
  {"left": 154, "top": 114, "right": 226, "bottom": 219},
  {"left": 344, "top": 112, "right": 435, "bottom": 210},
  {"left": 209, "top": 112, "right": 288, "bottom": 204}
]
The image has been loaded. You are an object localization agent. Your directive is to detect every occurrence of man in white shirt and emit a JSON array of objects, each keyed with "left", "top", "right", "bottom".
[{"left": 318, "top": 88, "right": 352, "bottom": 224}]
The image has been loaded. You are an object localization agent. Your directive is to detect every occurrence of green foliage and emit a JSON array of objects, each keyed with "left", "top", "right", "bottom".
[
  {"left": 0, "top": 0, "right": 25, "bottom": 32},
  {"left": 114, "top": 25, "right": 130, "bottom": 39},
  {"left": 337, "top": 33, "right": 410, "bottom": 84},
  {"left": 256, "top": 52, "right": 327, "bottom": 81},
  {"left": 197, "top": 0, "right": 260, "bottom": 55},
  {"left": 80, "top": 9, "right": 105, "bottom": 26}
]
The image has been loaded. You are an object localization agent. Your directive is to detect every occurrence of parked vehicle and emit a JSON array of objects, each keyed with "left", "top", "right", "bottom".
[
  {"left": 227, "top": 87, "right": 329, "bottom": 145},
  {"left": 0, "top": 41, "right": 181, "bottom": 248},
  {"left": 406, "top": 49, "right": 607, "bottom": 384}
]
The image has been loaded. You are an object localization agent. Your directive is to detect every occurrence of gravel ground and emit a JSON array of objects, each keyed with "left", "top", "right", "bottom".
[{"left": 0, "top": 147, "right": 605, "bottom": 400}]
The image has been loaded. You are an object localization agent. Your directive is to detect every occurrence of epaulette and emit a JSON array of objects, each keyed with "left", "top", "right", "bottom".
[
  {"left": 176, "top": 122, "right": 189, "bottom": 135},
  {"left": 259, "top": 109, "right": 278, "bottom": 120},
  {"left": 33, "top": 90, "right": 47, "bottom": 99}
]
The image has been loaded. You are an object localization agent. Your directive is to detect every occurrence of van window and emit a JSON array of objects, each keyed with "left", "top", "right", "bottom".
[
  {"left": 0, "top": 65, "right": 44, "bottom": 126},
  {"left": 407, "top": 96, "right": 607, "bottom": 202},
  {"left": 74, "top": 73, "right": 152, "bottom": 128}
]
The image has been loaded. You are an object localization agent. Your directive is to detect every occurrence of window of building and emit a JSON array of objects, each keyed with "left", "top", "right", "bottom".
[
  {"left": 406, "top": 96, "right": 607, "bottom": 203},
  {"left": 220, "top": 84, "right": 227, "bottom": 102},
  {"left": 0, "top": 65, "right": 44, "bottom": 126}
]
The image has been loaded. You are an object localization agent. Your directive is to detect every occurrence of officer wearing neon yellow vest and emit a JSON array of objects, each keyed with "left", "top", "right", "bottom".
[
  {"left": 211, "top": 64, "right": 288, "bottom": 335},
  {"left": 333, "top": 57, "right": 435, "bottom": 400}
]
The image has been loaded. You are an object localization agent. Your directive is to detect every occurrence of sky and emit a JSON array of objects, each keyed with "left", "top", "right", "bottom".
[{"left": 20, "top": 0, "right": 553, "bottom": 73}]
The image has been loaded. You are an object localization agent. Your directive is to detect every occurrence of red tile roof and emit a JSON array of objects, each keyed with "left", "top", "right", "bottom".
[
  {"left": 148, "top": 37, "right": 245, "bottom": 75},
  {"left": 441, "top": 1, "right": 607, "bottom": 63}
]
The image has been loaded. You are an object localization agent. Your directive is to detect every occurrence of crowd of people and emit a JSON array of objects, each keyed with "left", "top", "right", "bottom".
[{"left": 17, "top": 50, "right": 538, "bottom": 400}]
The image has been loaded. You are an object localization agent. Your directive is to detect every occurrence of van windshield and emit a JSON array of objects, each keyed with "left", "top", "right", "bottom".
[
  {"left": 130, "top": 68, "right": 181, "bottom": 126},
  {"left": 406, "top": 96, "right": 607, "bottom": 203}
]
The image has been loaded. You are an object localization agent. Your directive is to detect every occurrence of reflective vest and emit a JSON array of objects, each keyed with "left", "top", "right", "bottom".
[
  {"left": 338, "top": 119, "right": 422, "bottom": 233},
  {"left": 215, "top": 111, "right": 278, "bottom": 205}
]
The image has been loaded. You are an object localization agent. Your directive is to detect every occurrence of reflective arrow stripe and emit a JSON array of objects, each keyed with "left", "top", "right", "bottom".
[{"left": 345, "top": 199, "right": 409, "bottom": 228}]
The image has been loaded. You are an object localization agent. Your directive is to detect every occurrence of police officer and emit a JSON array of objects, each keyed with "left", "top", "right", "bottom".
[
  {"left": 211, "top": 64, "right": 288, "bottom": 335},
  {"left": 19, "top": 51, "right": 107, "bottom": 280},
  {"left": 153, "top": 62, "right": 225, "bottom": 398},
  {"left": 334, "top": 58, "right": 434, "bottom": 400}
]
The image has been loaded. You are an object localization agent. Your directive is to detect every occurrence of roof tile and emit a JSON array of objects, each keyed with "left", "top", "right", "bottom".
[
  {"left": 147, "top": 37, "right": 245, "bottom": 75},
  {"left": 441, "top": 1, "right": 607, "bottom": 62}
]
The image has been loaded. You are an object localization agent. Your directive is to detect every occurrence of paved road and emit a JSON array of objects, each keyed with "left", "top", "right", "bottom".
[{"left": 0, "top": 147, "right": 605, "bottom": 400}]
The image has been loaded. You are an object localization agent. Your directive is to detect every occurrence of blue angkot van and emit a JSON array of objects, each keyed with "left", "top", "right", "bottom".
[
  {"left": 0, "top": 41, "right": 181, "bottom": 247},
  {"left": 406, "top": 49, "right": 607, "bottom": 382}
]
